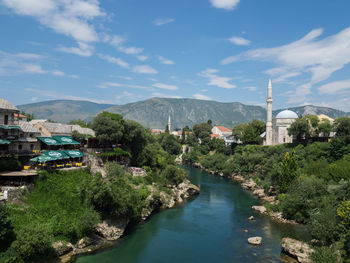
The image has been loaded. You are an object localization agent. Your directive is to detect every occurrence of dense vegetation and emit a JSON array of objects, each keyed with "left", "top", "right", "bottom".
[
  {"left": 182, "top": 117, "right": 350, "bottom": 262},
  {"left": 0, "top": 112, "right": 188, "bottom": 262}
]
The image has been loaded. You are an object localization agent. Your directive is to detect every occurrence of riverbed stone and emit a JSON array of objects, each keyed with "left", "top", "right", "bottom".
[
  {"left": 281, "top": 237, "right": 314, "bottom": 263},
  {"left": 248, "top": 236, "right": 262, "bottom": 245},
  {"left": 248, "top": 216, "right": 255, "bottom": 220},
  {"left": 252, "top": 205, "right": 267, "bottom": 214}
]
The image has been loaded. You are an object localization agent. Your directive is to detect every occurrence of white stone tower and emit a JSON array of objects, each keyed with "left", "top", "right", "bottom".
[
  {"left": 266, "top": 79, "right": 273, "bottom": 145},
  {"left": 168, "top": 115, "right": 171, "bottom": 132}
]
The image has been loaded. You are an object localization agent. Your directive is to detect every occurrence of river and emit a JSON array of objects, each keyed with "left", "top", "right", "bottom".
[{"left": 75, "top": 165, "right": 309, "bottom": 263}]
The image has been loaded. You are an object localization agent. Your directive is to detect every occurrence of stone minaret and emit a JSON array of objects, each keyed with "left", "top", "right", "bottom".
[
  {"left": 168, "top": 115, "right": 171, "bottom": 132},
  {"left": 266, "top": 79, "right": 273, "bottom": 145}
]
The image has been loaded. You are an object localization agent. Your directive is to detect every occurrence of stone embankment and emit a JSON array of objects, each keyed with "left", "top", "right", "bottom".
[{"left": 55, "top": 180, "right": 199, "bottom": 263}]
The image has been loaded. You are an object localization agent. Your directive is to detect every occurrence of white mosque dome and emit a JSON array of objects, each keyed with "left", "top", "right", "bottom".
[{"left": 275, "top": 110, "right": 298, "bottom": 119}]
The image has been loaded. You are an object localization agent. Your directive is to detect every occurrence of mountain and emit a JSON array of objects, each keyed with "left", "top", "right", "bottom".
[
  {"left": 105, "top": 98, "right": 266, "bottom": 129},
  {"left": 17, "top": 100, "right": 113, "bottom": 123},
  {"left": 17, "top": 98, "right": 349, "bottom": 128}
]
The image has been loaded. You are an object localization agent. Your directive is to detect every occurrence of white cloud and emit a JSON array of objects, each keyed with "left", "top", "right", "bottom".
[
  {"left": 117, "top": 46, "right": 143, "bottom": 55},
  {"left": 158, "top": 56, "right": 174, "bottom": 65},
  {"left": 0, "top": 51, "right": 46, "bottom": 75},
  {"left": 200, "top": 89, "right": 208, "bottom": 92},
  {"left": 221, "top": 55, "right": 240, "bottom": 65},
  {"left": 98, "top": 54, "right": 130, "bottom": 69},
  {"left": 153, "top": 18, "right": 174, "bottom": 26},
  {"left": 193, "top": 93, "right": 212, "bottom": 100},
  {"left": 132, "top": 65, "right": 158, "bottom": 74},
  {"left": 245, "top": 86, "right": 257, "bottom": 91},
  {"left": 229, "top": 36, "right": 250, "bottom": 46},
  {"left": 318, "top": 78, "right": 350, "bottom": 95},
  {"left": 100, "top": 82, "right": 152, "bottom": 90},
  {"left": 152, "top": 83, "right": 179, "bottom": 90},
  {"left": 137, "top": 55, "right": 148, "bottom": 61},
  {"left": 222, "top": 27, "right": 350, "bottom": 103},
  {"left": 117, "top": 76, "right": 133, "bottom": 81},
  {"left": 198, "top": 68, "right": 236, "bottom": 89},
  {"left": 57, "top": 42, "right": 94, "bottom": 57},
  {"left": 209, "top": 0, "right": 240, "bottom": 10},
  {"left": 2, "top": 0, "right": 105, "bottom": 57},
  {"left": 109, "top": 35, "right": 126, "bottom": 46},
  {"left": 52, "top": 70, "right": 65, "bottom": 76},
  {"left": 152, "top": 92, "right": 182, "bottom": 99}
]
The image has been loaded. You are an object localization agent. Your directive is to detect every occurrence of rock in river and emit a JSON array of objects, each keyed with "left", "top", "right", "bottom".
[{"left": 248, "top": 236, "right": 262, "bottom": 245}]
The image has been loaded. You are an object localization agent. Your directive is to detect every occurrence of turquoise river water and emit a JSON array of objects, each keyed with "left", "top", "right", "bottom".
[{"left": 75, "top": 166, "right": 308, "bottom": 263}]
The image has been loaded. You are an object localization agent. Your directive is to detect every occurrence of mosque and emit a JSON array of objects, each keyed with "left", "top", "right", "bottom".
[{"left": 264, "top": 80, "right": 299, "bottom": 145}]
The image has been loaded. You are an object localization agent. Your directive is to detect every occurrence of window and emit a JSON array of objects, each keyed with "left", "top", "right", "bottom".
[
  {"left": 4, "top": 115, "right": 8, "bottom": 125},
  {"left": 18, "top": 144, "right": 22, "bottom": 150},
  {"left": 30, "top": 144, "right": 34, "bottom": 150}
]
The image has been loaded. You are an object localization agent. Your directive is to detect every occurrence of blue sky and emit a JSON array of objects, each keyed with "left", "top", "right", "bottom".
[{"left": 1, "top": 0, "right": 350, "bottom": 111}]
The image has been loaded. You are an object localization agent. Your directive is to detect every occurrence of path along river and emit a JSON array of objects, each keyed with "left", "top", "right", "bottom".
[{"left": 75, "top": 166, "right": 309, "bottom": 263}]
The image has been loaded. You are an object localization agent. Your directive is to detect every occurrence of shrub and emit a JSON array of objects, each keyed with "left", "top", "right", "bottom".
[
  {"left": 311, "top": 247, "right": 338, "bottom": 263},
  {"left": 10, "top": 224, "right": 54, "bottom": 261},
  {"left": 162, "top": 165, "right": 187, "bottom": 186}
]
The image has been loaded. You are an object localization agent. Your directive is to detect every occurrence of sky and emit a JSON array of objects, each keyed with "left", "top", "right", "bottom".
[{"left": 1, "top": 0, "right": 350, "bottom": 111}]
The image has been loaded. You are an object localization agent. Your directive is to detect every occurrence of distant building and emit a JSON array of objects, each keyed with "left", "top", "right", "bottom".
[
  {"left": 263, "top": 81, "right": 298, "bottom": 145},
  {"left": 211, "top": 126, "right": 232, "bottom": 137}
]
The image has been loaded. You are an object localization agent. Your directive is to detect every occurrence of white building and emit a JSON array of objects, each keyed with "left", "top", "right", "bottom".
[
  {"left": 264, "top": 81, "right": 298, "bottom": 145},
  {"left": 211, "top": 126, "right": 232, "bottom": 137}
]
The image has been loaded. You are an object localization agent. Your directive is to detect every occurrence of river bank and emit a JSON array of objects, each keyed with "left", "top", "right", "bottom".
[
  {"left": 190, "top": 161, "right": 297, "bottom": 224},
  {"left": 74, "top": 165, "right": 310, "bottom": 263},
  {"left": 187, "top": 162, "right": 314, "bottom": 263},
  {"left": 54, "top": 179, "right": 200, "bottom": 263}
]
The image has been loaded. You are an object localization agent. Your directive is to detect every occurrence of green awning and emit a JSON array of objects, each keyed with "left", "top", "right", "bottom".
[
  {"left": 38, "top": 137, "right": 61, "bottom": 146},
  {"left": 0, "top": 125, "right": 20, "bottom": 130},
  {"left": 30, "top": 155, "right": 57, "bottom": 163},
  {"left": 52, "top": 136, "right": 80, "bottom": 145},
  {"left": 64, "top": 150, "right": 84, "bottom": 158},
  {"left": 0, "top": 139, "right": 10, "bottom": 145},
  {"left": 41, "top": 150, "right": 70, "bottom": 160}
]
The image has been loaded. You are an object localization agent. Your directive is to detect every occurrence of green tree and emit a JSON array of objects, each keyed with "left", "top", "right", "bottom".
[
  {"left": 161, "top": 165, "right": 187, "bottom": 186},
  {"left": 278, "top": 151, "right": 298, "bottom": 192},
  {"left": 232, "top": 123, "right": 247, "bottom": 142},
  {"left": 311, "top": 247, "right": 338, "bottom": 263},
  {"left": 68, "top": 119, "right": 90, "bottom": 128},
  {"left": 318, "top": 119, "right": 332, "bottom": 138},
  {"left": 161, "top": 134, "right": 182, "bottom": 155},
  {"left": 0, "top": 204, "right": 14, "bottom": 251},
  {"left": 92, "top": 112, "right": 124, "bottom": 146},
  {"left": 193, "top": 122, "right": 212, "bottom": 141},
  {"left": 288, "top": 117, "right": 310, "bottom": 142},
  {"left": 335, "top": 117, "right": 350, "bottom": 137}
]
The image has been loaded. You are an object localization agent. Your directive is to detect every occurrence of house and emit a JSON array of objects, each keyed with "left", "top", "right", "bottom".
[
  {"left": 0, "top": 98, "right": 20, "bottom": 155},
  {"left": 211, "top": 126, "right": 232, "bottom": 137},
  {"left": 31, "top": 120, "right": 95, "bottom": 137}
]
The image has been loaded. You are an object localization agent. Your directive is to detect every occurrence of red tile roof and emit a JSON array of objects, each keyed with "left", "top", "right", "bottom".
[
  {"left": 216, "top": 126, "right": 231, "bottom": 132},
  {"left": 14, "top": 113, "right": 27, "bottom": 118},
  {"left": 210, "top": 134, "right": 220, "bottom": 138}
]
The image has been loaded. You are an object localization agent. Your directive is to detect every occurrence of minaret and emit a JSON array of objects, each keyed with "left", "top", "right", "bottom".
[
  {"left": 266, "top": 79, "right": 273, "bottom": 145},
  {"left": 168, "top": 115, "right": 171, "bottom": 133}
]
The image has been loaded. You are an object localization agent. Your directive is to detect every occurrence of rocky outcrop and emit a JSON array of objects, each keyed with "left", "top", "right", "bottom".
[
  {"left": 52, "top": 242, "right": 74, "bottom": 257},
  {"left": 95, "top": 219, "right": 128, "bottom": 241},
  {"left": 248, "top": 236, "right": 262, "bottom": 245},
  {"left": 252, "top": 206, "right": 297, "bottom": 224},
  {"left": 281, "top": 238, "right": 314, "bottom": 263}
]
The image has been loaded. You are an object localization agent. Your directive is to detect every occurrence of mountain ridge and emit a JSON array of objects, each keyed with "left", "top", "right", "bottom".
[{"left": 17, "top": 98, "right": 349, "bottom": 128}]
